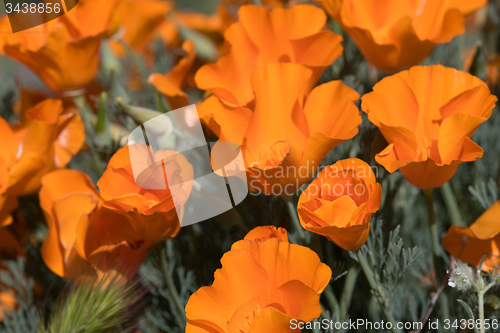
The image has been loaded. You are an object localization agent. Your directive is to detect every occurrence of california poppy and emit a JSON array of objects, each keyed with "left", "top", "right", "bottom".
[
  {"left": 443, "top": 200, "right": 500, "bottom": 272},
  {"left": 185, "top": 226, "right": 332, "bottom": 332},
  {"left": 317, "top": 0, "right": 487, "bottom": 73},
  {"left": 244, "top": 225, "right": 289, "bottom": 242},
  {"left": 109, "top": 0, "right": 173, "bottom": 57},
  {"left": 0, "top": 0, "right": 118, "bottom": 93},
  {"left": 195, "top": 4, "right": 343, "bottom": 106},
  {"left": 40, "top": 169, "right": 156, "bottom": 281},
  {"left": 361, "top": 65, "right": 497, "bottom": 189},
  {"left": 216, "top": 0, "right": 290, "bottom": 32},
  {"left": 199, "top": 62, "right": 361, "bottom": 196},
  {"left": 97, "top": 145, "right": 193, "bottom": 241},
  {"left": 0, "top": 99, "right": 84, "bottom": 226},
  {"left": 149, "top": 40, "right": 196, "bottom": 110},
  {"left": 298, "top": 159, "right": 382, "bottom": 251}
]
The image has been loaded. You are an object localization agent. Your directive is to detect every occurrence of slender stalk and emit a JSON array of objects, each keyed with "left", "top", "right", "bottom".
[
  {"left": 339, "top": 261, "right": 360, "bottom": 321},
  {"left": 441, "top": 182, "right": 464, "bottom": 226},
  {"left": 475, "top": 281, "right": 496, "bottom": 333},
  {"left": 312, "top": 318, "right": 320, "bottom": 333},
  {"left": 159, "top": 242, "right": 187, "bottom": 327},
  {"left": 424, "top": 189, "right": 444, "bottom": 284},
  {"left": 478, "top": 291, "right": 485, "bottom": 333},
  {"left": 323, "top": 284, "right": 340, "bottom": 317},
  {"left": 284, "top": 198, "right": 307, "bottom": 244},
  {"left": 356, "top": 250, "right": 401, "bottom": 333},
  {"left": 156, "top": 92, "right": 166, "bottom": 114},
  {"left": 73, "top": 95, "right": 104, "bottom": 174},
  {"left": 424, "top": 189, "right": 450, "bottom": 324}
]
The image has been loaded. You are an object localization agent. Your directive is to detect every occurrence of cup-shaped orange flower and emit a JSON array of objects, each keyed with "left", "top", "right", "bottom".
[
  {"left": 317, "top": 0, "right": 486, "bottom": 73},
  {"left": 443, "top": 200, "right": 500, "bottom": 272},
  {"left": 298, "top": 159, "right": 382, "bottom": 251},
  {"left": 199, "top": 62, "right": 361, "bottom": 196},
  {"left": 185, "top": 226, "right": 331, "bottom": 332},
  {"left": 218, "top": 0, "right": 290, "bottom": 31},
  {"left": 195, "top": 4, "right": 343, "bottom": 106},
  {"left": 109, "top": 0, "right": 173, "bottom": 57},
  {"left": 40, "top": 169, "right": 156, "bottom": 282},
  {"left": 0, "top": 0, "right": 118, "bottom": 93},
  {"left": 361, "top": 65, "right": 497, "bottom": 189},
  {"left": 149, "top": 40, "right": 196, "bottom": 110},
  {"left": 97, "top": 146, "right": 193, "bottom": 241},
  {"left": 0, "top": 99, "right": 84, "bottom": 226}
]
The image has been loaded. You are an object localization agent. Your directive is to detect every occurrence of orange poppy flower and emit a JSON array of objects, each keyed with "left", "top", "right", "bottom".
[
  {"left": 199, "top": 62, "right": 361, "bottom": 196},
  {"left": 443, "top": 200, "right": 500, "bottom": 272},
  {"left": 97, "top": 145, "right": 193, "bottom": 241},
  {"left": 298, "top": 159, "right": 382, "bottom": 251},
  {"left": 40, "top": 169, "right": 156, "bottom": 281},
  {"left": 0, "top": 99, "right": 84, "bottom": 226},
  {"left": 317, "top": 0, "right": 487, "bottom": 73},
  {"left": 108, "top": 0, "right": 174, "bottom": 57},
  {"left": 361, "top": 65, "right": 497, "bottom": 189},
  {"left": 149, "top": 40, "right": 197, "bottom": 110},
  {"left": 185, "top": 226, "right": 331, "bottom": 332},
  {"left": 244, "top": 225, "right": 288, "bottom": 242},
  {"left": 0, "top": 0, "right": 118, "bottom": 93},
  {"left": 216, "top": 0, "right": 290, "bottom": 32},
  {"left": 195, "top": 4, "right": 343, "bottom": 107}
]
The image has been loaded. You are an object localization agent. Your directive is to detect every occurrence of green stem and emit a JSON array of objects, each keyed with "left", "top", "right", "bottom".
[
  {"left": 284, "top": 198, "right": 307, "bottom": 245},
  {"left": 476, "top": 280, "right": 496, "bottom": 333},
  {"left": 159, "top": 242, "right": 187, "bottom": 327},
  {"left": 323, "top": 284, "right": 340, "bottom": 317},
  {"left": 156, "top": 92, "right": 166, "bottom": 114},
  {"left": 356, "top": 250, "right": 401, "bottom": 333},
  {"left": 73, "top": 95, "right": 104, "bottom": 175},
  {"left": 424, "top": 189, "right": 444, "bottom": 284},
  {"left": 339, "top": 261, "right": 360, "bottom": 321},
  {"left": 312, "top": 318, "right": 320, "bottom": 333},
  {"left": 441, "top": 182, "right": 464, "bottom": 226},
  {"left": 478, "top": 291, "right": 485, "bottom": 333},
  {"left": 425, "top": 189, "right": 450, "bottom": 325}
]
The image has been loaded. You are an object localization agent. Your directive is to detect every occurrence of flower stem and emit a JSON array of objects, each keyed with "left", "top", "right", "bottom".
[
  {"left": 284, "top": 198, "right": 307, "bottom": 244},
  {"left": 424, "top": 189, "right": 444, "bottom": 284},
  {"left": 476, "top": 281, "right": 496, "bottom": 333},
  {"left": 339, "top": 261, "right": 360, "bottom": 321},
  {"left": 440, "top": 182, "right": 464, "bottom": 226},
  {"left": 323, "top": 284, "right": 340, "bottom": 317},
  {"left": 159, "top": 241, "right": 187, "bottom": 327},
  {"left": 356, "top": 250, "right": 401, "bottom": 333},
  {"left": 73, "top": 95, "right": 104, "bottom": 175},
  {"left": 424, "top": 189, "right": 450, "bottom": 322},
  {"left": 478, "top": 291, "right": 485, "bottom": 333}
]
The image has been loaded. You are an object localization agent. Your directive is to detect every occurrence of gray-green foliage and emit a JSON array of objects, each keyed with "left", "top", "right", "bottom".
[
  {"left": 137, "top": 241, "right": 196, "bottom": 333},
  {"left": 0, "top": 258, "right": 39, "bottom": 333},
  {"left": 351, "top": 223, "right": 422, "bottom": 321}
]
